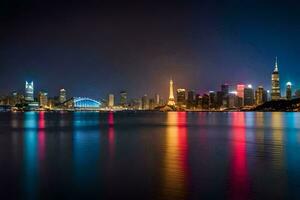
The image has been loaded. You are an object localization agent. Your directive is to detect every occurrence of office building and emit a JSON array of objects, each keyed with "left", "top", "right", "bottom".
[
  {"left": 255, "top": 86, "right": 267, "bottom": 105},
  {"left": 142, "top": 95, "right": 149, "bottom": 110},
  {"left": 187, "top": 90, "right": 195, "bottom": 109},
  {"left": 25, "top": 81, "right": 34, "bottom": 102},
  {"left": 120, "top": 91, "right": 127, "bottom": 107},
  {"left": 59, "top": 89, "right": 67, "bottom": 103},
  {"left": 176, "top": 88, "right": 186, "bottom": 107},
  {"left": 286, "top": 82, "right": 292, "bottom": 100},
  {"left": 244, "top": 84, "right": 255, "bottom": 106},
  {"left": 39, "top": 91, "right": 48, "bottom": 108},
  {"left": 108, "top": 94, "right": 114, "bottom": 108},
  {"left": 271, "top": 57, "right": 281, "bottom": 100}
]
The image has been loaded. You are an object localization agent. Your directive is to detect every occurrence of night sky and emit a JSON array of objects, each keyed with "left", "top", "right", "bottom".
[{"left": 1, "top": 0, "right": 300, "bottom": 99}]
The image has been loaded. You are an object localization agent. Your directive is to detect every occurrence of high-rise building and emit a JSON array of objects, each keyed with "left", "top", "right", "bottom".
[
  {"left": 216, "top": 91, "right": 224, "bottom": 109},
  {"left": 155, "top": 94, "right": 160, "bottom": 106},
  {"left": 221, "top": 84, "right": 229, "bottom": 108},
  {"left": 209, "top": 91, "right": 216, "bottom": 109},
  {"left": 255, "top": 86, "right": 267, "bottom": 105},
  {"left": 271, "top": 57, "right": 281, "bottom": 100},
  {"left": 25, "top": 81, "right": 34, "bottom": 102},
  {"left": 286, "top": 82, "right": 292, "bottom": 100},
  {"left": 176, "top": 88, "right": 186, "bottom": 107},
  {"left": 221, "top": 84, "right": 229, "bottom": 96},
  {"left": 202, "top": 94, "right": 209, "bottom": 110},
  {"left": 59, "top": 89, "right": 67, "bottom": 103},
  {"left": 108, "top": 94, "right": 114, "bottom": 108},
  {"left": 142, "top": 95, "right": 149, "bottom": 110},
  {"left": 237, "top": 84, "right": 245, "bottom": 105},
  {"left": 120, "top": 91, "right": 127, "bottom": 107},
  {"left": 195, "top": 94, "right": 202, "bottom": 109},
  {"left": 149, "top": 98, "right": 155, "bottom": 110},
  {"left": 244, "top": 84, "right": 254, "bottom": 106},
  {"left": 167, "top": 79, "right": 176, "bottom": 106},
  {"left": 38, "top": 91, "right": 48, "bottom": 108},
  {"left": 228, "top": 92, "right": 239, "bottom": 108},
  {"left": 187, "top": 90, "right": 195, "bottom": 109}
]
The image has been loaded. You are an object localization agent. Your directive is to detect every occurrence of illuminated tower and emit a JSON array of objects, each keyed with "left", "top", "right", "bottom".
[
  {"left": 25, "top": 81, "right": 34, "bottom": 102},
  {"left": 271, "top": 57, "right": 281, "bottom": 100},
  {"left": 286, "top": 82, "right": 292, "bottom": 100},
  {"left": 59, "top": 88, "right": 67, "bottom": 103},
  {"left": 167, "top": 79, "right": 176, "bottom": 106}
]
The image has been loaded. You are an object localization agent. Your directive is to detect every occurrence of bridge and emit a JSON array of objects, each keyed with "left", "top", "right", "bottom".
[{"left": 64, "top": 97, "right": 102, "bottom": 110}]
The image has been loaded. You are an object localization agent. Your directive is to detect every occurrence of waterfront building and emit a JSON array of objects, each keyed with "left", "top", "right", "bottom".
[
  {"left": 237, "top": 84, "right": 245, "bottom": 106},
  {"left": 38, "top": 91, "right": 48, "bottom": 108},
  {"left": 149, "top": 98, "right": 155, "bottom": 110},
  {"left": 187, "top": 90, "right": 195, "bottom": 109},
  {"left": 155, "top": 94, "right": 160, "bottom": 106},
  {"left": 195, "top": 94, "right": 202, "bottom": 109},
  {"left": 286, "top": 82, "right": 292, "bottom": 100},
  {"left": 108, "top": 94, "right": 114, "bottom": 108},
  {"left": 142, "top": 95, "right": 149, "bottom": 110},
  {"left": 176, "top": 88, "right": 186, "bottom": 107},
  {"left": 25, "top": 81, "right": 34, "bottom": 102},
  {"left": 202, "top": 94, "right": 209, "bottom": 110},
  {"left": 59, "top": 89, "right": 67, "bottom": 103},
  {"left": 167, "top": 79, "right": 176, "bottom": 106},
  {"left": 221, "top": 84, "right": 229, "bottom": 96},
  {"left": 244, "top": 84, "right": 255, "bottom": 106},
  {"left": 209, "top": 91, "right": 216, "bottom": 109},
  {"left": 228, "top": 92, "right": 239, "bottom": 108},
  {"left": 255, "top": 86, "right": 267, "bottom": 105},
  {"left": 271, "top": 57, "right": 281, "bottom": 100},
  {"left": 120, "top": 91, "right": 127, "bottom": 107}
]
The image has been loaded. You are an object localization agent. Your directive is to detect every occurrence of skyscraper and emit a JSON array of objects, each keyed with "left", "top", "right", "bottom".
[
  {"left": 221, "top": 84, "right": 229, "bottom": 96},
  {"left": 167, "top": 79, "right": 175, "bottom": 106},
  {"left": 142, "top": 94, "right": 149, "bottom": 110},
  {"left": 255, "top": 86, "right": 267, "bottom": 105},
  {"left": 155, "top": 94, "right": 160, "bottom": 106},
  {"left": 108, "top": 94, "right": 114, "bottom": 108},
  {"left": 271, "top": 57, "right": 281, "bottom": 100},
  {"left": 286, "top": 82, "right": 292, "bottom": 100},
  {"left": 25, "top": 81, "right": 34, "bottom": 102},
  {"left": 187, "top": 90, "right": 195, "bottom": 109},
  {"left": 39, "top": 91, "right": 48, "bottom": 108},
  {"left": 59, "top": 88, "right": 67, "bottom": 103},
  {"left": 120, "top": 91, "right": 127, "bottom": 107},
  {"left": 244, "top": 84, "right": 254, "bottom": 106},
  {"left": 209, "top": 91, "right": 216, "bottom": 109},
  {"left": 176, "top": 88, "right": 186, "bottom": 107}
]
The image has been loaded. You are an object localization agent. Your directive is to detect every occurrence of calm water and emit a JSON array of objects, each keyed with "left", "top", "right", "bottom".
[{"left": 0, "top": 112, "right": 300, "bottom": 199}]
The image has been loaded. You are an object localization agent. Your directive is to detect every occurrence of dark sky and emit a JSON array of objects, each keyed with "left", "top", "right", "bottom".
[{"left": 1, "top": 0, "right": 300, "bottom": 100}]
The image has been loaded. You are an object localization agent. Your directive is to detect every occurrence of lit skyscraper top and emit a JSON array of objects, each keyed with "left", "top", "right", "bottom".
[
  {"left": 271, "top": 57, "right": 281, "bottom": 100},
  {"left": 25, "top": 81, "right": 34, "bottom": 102}
]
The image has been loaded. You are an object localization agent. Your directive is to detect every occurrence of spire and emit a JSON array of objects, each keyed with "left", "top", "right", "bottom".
[{"left": 274, "top": 56, "right": 278, "bottom": 72}]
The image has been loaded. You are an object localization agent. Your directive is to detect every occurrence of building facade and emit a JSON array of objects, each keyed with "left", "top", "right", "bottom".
[
  {"left": 25, "top": 81, "right": 34, "bottom": 102},
  {"left": 271, "top": 58, "right": 281, "bottom": 100}
]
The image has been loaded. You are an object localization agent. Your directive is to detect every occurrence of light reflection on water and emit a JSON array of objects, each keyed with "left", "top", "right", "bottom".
[{"left": 0, "top": 112, "right": 300, "bottom": 199}]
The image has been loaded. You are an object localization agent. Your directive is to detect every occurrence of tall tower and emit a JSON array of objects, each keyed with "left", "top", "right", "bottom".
[
  {"left": 59, "top": 88, "right": 67, "bottom": 103},
  {"left": 286, "top": 82, "right": 292, "bottom": 100},
  {"left": 167, "top": 79, "right": 175, "bottom": 106},
  {"left": 271, "top": 57, "right": 281, "bottom": 100},
  {"left": 25, "top": 81, "right": 34, "bottom": 102}
]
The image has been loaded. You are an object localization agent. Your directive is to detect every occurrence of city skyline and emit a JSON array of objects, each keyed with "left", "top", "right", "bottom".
[{"left": 1, "top": 1, "right": 300, "bottom": 98}]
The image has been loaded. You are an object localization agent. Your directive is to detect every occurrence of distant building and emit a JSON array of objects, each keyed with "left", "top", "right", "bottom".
[
  {"left": 39, "top": 91, "right": 48, "bottom": 108},
  {"left": 221, "top": 84, "right": 229, "bottom": 108},
  {"left": 25, "top": 81, "right": 34, "bottom": 102},
  {"left": 10, "top": 91, "right": 23, "bottom": 106},
  {"left": 195, "top": 94, "right": 202, "bottom": 109},
  {"left": 120, "top": 91, "right": 127, "bottom": 107},
  {"left": 286, "top": 82, "right": 292, "bottom": 100},
  {"left": 108, "top": 94, "right": 114, "bottom": 108},
  {"left": 244, "top": 85, "right": 254, "bottom": 106},
  {"left": 215, "top": 91, "right": 223, "bottom": 109},
  {"left": 176, "top": 89, "right": 186, "bottom": 107},
  {"left": 149, "top": 98, "right": 155, "bottom": 110},
  {"left": 209, "top": 91, "right": 216, "bottom": 109},
  {"left": 271, "top": 57, "right": 281, "bottom": 100},
  {"left": 202, "top": 94, "right": 209, "bottom": 110},
  {"left": 237, "top": 84, "right": 245, "bottom": 106},
  {"left": 142, "top": 95, "right": 149, "bottom": 110},
  {"left": 187, "top": 90, "right": 195, "bottom": 109},
  {"left": 255, "top": 86, "right": 267, "bottom": 105},
  {"left": 228, "top": 92, "right": 239, "bottom": 108},
  {"left": 59, "top": 89, "right": 67, "bottom": 103},
  {"left": 155, "top": 94, "right": 160, "bottom": 106}
]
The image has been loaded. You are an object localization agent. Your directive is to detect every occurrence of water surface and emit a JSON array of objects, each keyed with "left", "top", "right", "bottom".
[{"left": 0, "top": 112, "right": 300, "bottom": 199}]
